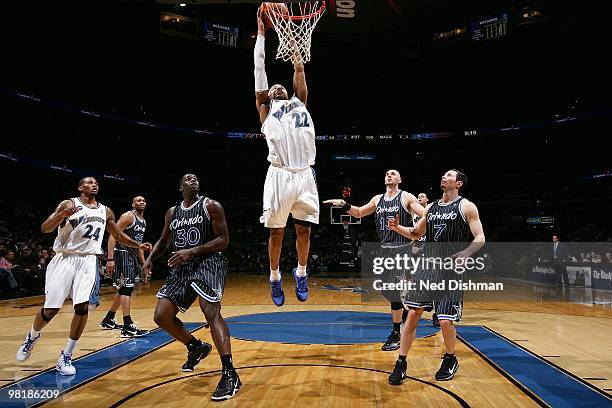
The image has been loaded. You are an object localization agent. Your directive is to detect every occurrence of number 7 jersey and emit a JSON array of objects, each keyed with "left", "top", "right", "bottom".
[
  {"left": 262, "top": 96, "right": 316, "bottom": 170},
  {"left": 53, "top": 198, "right": 107, "bottom": 255}
]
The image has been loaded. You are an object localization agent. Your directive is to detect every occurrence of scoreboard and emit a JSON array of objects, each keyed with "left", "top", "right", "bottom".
[
  {"left": 202, "top": 21, "right": 239, "bottom": 48},
  {"left": 471, "top": 13, "right": 508, "bottom": 42}
]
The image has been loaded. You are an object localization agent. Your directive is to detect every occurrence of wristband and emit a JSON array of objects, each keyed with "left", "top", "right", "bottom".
[
  {"left": 341, "top": 202, "right": 351, "bottom": 212},
  {"left": 107, "top": 259, "right": 114, "bottom": 262}
]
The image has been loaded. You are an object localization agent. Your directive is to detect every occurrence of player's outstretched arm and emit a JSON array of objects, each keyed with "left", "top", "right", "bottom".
[
  {"left": 323, "top": 195, "right": 380, "bottom": 218},
  {"left": 167, "top": 200, "right": 229, "bottom": 268},
  {"left": 41, "top": 199, "right": 77, "bottom": 233},
  {"left": 107, "top": 207, "right": 152, "bottom": 252},
  {"left": 255, "top": 8, "right": 270, "bottom": 124},
  {"left": 106, "top": 211, "right": 134, "bottom": 276},
  {"left": 293, "top": 59, "right": 307, "bottom": 106}
]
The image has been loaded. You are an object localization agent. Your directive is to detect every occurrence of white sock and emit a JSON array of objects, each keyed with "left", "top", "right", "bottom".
[
  {"left": 64, "top": 338, "right": 78, "bottom": 355},
  {"left": 296, "top": 264, "right": 307, "bottom": 277},
  {"left": 270, "top": 268, "right": 281, "bottom": 282},
  {"left": 30, "top": 327, "right": 41, "bottom": 339}
]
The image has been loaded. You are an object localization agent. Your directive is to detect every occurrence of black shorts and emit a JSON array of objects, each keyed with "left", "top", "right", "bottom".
[
  {"left": 403, "top": 267, "right": 463, "bottom": 321},
  {"left": 156, "top": 252, "right": 227, "bottom": 312},
  {"left": 113, "top": 250, "right": 139, "bottom": 288}
]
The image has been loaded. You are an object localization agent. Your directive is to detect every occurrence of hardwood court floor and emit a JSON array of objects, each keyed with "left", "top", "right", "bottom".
[{"left": 1, "top": 276, "right": 611, "bottom": 407}]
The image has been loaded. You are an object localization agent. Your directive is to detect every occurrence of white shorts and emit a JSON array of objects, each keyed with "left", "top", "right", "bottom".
[
  {"left": 260, "top": 165, "right": 320, "bottom": 228},
  {"left": 44, "top": 253, "right": 97, "bottom": 308}
]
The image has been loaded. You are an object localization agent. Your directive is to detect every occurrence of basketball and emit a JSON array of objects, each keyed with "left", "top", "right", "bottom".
[{"left": 260, "top": 2, "right": 289, "bottom": 29}]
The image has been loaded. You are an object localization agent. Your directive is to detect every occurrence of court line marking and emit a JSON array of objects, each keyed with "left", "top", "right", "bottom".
[
  {"left": 1, "top": 330, "right": 151, "bottom": 389},
  {"left": 483, "top": 325, "right": 612, "bottom": 400},
  {"left": 109, "top": 363, "right": 471, "bottom": 408},
  {"left": 458, "top": 325, "right": 612, "bottom": 407},
  {"left": 456, "top": 330, "right": 548, "bottom": 407},
  {"left": 0, "top": 323, "right": 207, "bottom": 408}
]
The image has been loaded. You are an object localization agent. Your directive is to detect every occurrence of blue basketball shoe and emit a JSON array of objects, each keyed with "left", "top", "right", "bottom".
[
  {"left": 270, "top": 278, "right": 285, "bottom": 306},
  {"left": 293, "top": 267, "right": 309, "bottom": 302}
]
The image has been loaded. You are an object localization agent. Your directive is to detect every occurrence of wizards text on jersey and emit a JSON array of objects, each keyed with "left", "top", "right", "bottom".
[{"left": 272, "top": 99, "right": 305, "bottom": 120}]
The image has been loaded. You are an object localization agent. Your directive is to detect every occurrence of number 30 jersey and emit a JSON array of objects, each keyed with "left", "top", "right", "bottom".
[
  {"left": 262, "top": 96, "right": 316, "bottom": 170},
  {"left": 170, "top": 196, "right": 213, "bottom": 256},
  {"left": 53, "top": 198, "right": 107, "bottom": 255}
]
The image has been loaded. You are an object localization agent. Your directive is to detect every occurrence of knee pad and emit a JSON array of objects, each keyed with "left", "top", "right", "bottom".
[
  {"left": 40, "top": 307, "right": 52, "bottom": 322},
  {"left": 118, "top": 286, "right": 133, "bottom": 296},
  {"left": 390, "top": 301, "right": 404, "bottom": 311},
  {"left": 74, "top": 305, "right": 89, "bottom": 316}
]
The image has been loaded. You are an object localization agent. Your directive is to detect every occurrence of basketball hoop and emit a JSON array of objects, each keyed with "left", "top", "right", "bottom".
[{"left": 263, "top": 1, "right": 326, "bottom": 64}]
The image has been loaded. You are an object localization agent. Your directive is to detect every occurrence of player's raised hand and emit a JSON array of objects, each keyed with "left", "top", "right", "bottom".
[
  {"left": 168, "top": 249, "right": 194, "bottom": 268},
  {"left": 323, "top": 199, "right": 346, "bottom": 207},
  {"left": 387, "top": 215, "right": 400, "bottom": 231},
  {"left": 257, "top": 7, "right": 267, "bottom": 35}
]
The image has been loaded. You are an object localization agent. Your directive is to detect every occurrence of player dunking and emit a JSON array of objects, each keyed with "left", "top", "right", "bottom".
[
  {"left": 324, "top": 169, "right": 424, "bottom": 351},
  {"left": 100, "top": 196, "right": 150, "bottom": 337},
  {"left": 387, "top": 170, "right": 485, "bottom": 385},
  {"left": 412, "top": 192, "right": 440, "bottom": 328},
  {"left": 143, "top": 174, "right": 240, "bottom": 401},
  {"left": 16, "top": 177, "right": 151, "bottom": 375},
  {"left": 255, "top": 9, "right": 319, "bottom": 306}
]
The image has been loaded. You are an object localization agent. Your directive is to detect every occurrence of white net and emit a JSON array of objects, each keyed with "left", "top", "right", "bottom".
[{"left": 264, "top": 1, "right": 326, "bottom": 64}]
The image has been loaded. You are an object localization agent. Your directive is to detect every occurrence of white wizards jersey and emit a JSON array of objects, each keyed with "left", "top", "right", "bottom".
[
  {"left": 53, "top": 198, "right": 107, "bottom": 255},
  {"left": 261, "top": 96, "right": 316, "bottom": 170}
]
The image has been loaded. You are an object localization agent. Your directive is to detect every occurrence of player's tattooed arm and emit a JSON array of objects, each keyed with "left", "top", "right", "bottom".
[
  {"left": 388, "top": 204, "right": 431, "bottom": 240},
  {"left": 41, "top": 199, "right": 78, "bottom": 233},
  {"left": 167, "top": 200, "right": 229, "bottom": 268},
  {"left": 107, "top": 207, "right": 152, "bottom": 252}
]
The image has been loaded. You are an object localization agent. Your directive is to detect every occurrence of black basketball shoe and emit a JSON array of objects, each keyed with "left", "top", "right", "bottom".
[
  {"left": 120, "top": 323, "right": 149, "bottom": 338},
  {"left": 388, "top": 358, "right": 407, "bottom": 385},
  {"left": 211, "top": 368, "right": 241, "bottom": 401},
  {"left": 435, "top": 353, "right": 459, "bottom": 381},
  {"left": 181, "top": 341, "right": 212, "bottom": 372},
  {"left": 381, "top": 330, "right": 401, "bottom": 351},
  {"left": 100, "top": 318, "right": 123, "bottom": 330}
]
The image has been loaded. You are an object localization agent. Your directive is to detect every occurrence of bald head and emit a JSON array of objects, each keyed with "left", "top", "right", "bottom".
[{"left": 385, "top": 169, "right": 402, "bottom": 186}]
